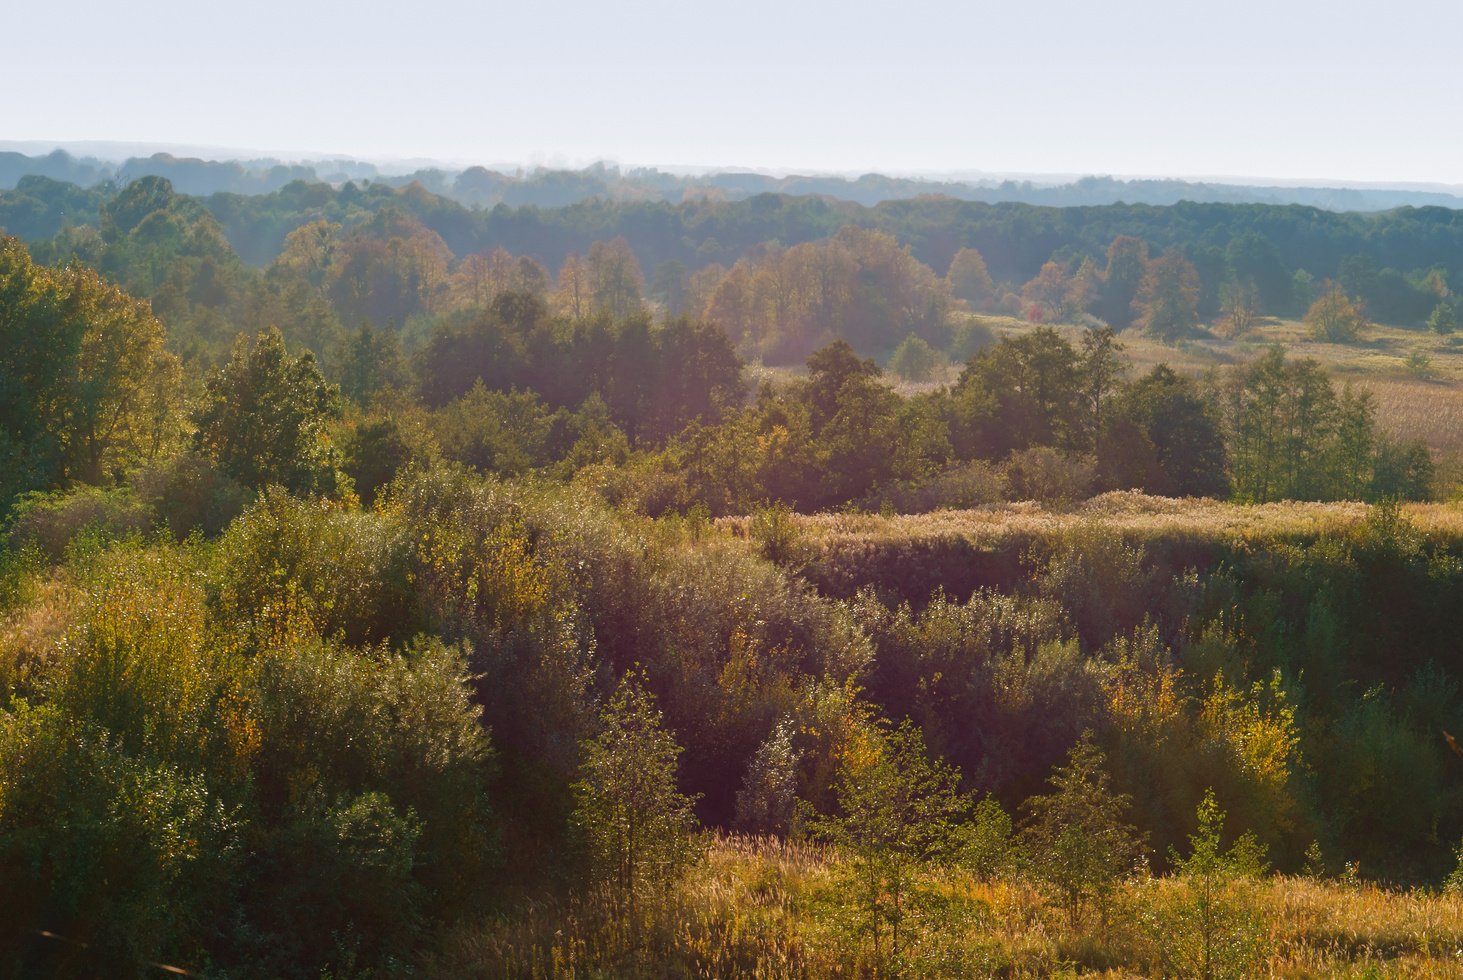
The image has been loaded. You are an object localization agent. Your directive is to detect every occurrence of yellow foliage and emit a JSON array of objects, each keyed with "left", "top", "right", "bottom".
[{"left": 1200, "top": 671, "right": 1299, "bottom": 794}]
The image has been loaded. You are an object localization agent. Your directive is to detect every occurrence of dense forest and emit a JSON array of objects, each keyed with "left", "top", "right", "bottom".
[{"left": 2, "top": 171, "right": 1463, "bottom": 977}]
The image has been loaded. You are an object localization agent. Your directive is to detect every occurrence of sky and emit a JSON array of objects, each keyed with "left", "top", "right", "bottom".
[{"left": 10, "top": 0, "right": 1463, "bottom": 185}]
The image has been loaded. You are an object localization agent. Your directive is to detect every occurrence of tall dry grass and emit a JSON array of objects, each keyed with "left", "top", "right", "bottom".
[
  {"left": 426, "top": 836, "right": 1463, "bottom": 978},
  {"left": 724, "top": 492, "right": 1463, "bottom": 549}
]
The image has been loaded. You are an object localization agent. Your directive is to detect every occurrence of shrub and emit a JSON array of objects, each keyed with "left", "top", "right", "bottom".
[
  {"left": 213, "top": 489, "right": 414, "bottom": 648},
  {"left": 948, "top": 318, "right": 998, "bottom": 363},
  {"left": 246, "top": 637, "right": 498, "bottom": 956},
  {"left": 131, "top": 452, "right": 251, "bottom": 538},
  {"left": 1003, "top": 447, "right": 1095, "bottom": 508},
  {"left": 749, "top": 500, "right": 802, "bottom": 564},
  {"left": 1032, "top": 521, "right": 1155, "bottom": 651},
  {"left": 6, "top": 486, "right": 153, "bottom": 561},
  {"left": 1304, "top": 281, "right": 1366, "bottom": 343},
  {"left": 877, "top": 459, "right": 1006, "bottom": 513},
  {"left": 0, "top": 705, "right": 240, "bottom": 975},
  {"left": 889, "top": 334, "right": 946, "bottom": 382}
]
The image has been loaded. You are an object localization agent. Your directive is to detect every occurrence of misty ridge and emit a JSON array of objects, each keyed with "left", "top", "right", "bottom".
[{"left": 6, "top": 145, "right": 1463, "bottom": 212}]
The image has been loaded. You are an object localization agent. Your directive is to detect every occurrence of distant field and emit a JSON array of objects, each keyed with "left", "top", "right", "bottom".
[
  {"left": 978, "top": 314, "right": 1463, "bottom": 458},
  {"left": 723, "top": 492, "right": 1463, "bottom": 603},
  {"left": 748, "top": 314, "right": 1463, "bottom": 459},
  {"left": 765, "top": 491, "right": 1463, "bottom": 545}
]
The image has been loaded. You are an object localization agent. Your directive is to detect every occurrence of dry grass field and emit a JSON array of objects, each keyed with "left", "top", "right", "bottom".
[
  {"left": 429, "top": 835, "right": 1463, "bottom": 978},
  {"left": 969, "top": 313, "right": 1463, "bottom": 461},
  {"left": 728, "top": 491, "right": 1463, "bottom": 549},
  {"left": 745, "top": 313, "right": 1463, "bottom": 488}
]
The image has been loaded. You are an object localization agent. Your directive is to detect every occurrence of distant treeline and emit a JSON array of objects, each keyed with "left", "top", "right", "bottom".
[
  {"left": 7, "top": 148, "right": 1463, "bottom": 212},
  {"left": 3, "top": 172, "right": 1461, "bottom": 331}
]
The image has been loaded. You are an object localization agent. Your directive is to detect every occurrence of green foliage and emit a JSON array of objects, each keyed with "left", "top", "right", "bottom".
[
  {"left": 0, "top": 535, "right": 498, "bottom": 977},
  {"left": 1032, "top": 522, "right": 1153, "bottom": 650},
  {"left": 1372, "top": 437, "right": 1434, "bottom": 500},
  {"left": 966, "top": 796, "right": 1016, "bottom": 881},
  {"left": 854, "top": 587, "right": 1093, "bottom": 800},
  {"left": 1405, "top": 348, "right": 1433, "bottom": 378},
  {"left": 1136, "top": 251, "right": 1202, "bottom": 342},
  {"left": 0, "top": 703, "right": 241, "bottom": 974},
  {"left": 810, "top": 718, "right": 973, "bottom": 973},
  {"left": 1140, "top": 789, "right": 1268, "bottom": 980},
  {"left": 947, "top": 317, "right": 997, "bottom": 362},
  {"left": 131, "top": 451, "right": 251, "bottom": 538},
  {"left": 1427, "top": 300, "right": 1456, "bottom": 335},
  {"left": 0, "top": 236, "right": 183, "bottom": 510},
  {"left": 750, "top": 500, "right": 802, "bottom": 564},
  {"left": 945, "top": 247, "right": 996, "bottom": 309},
  {"left": 16, "top": 167, "right": 1463, "bottom": 967},
  {"left": 431, "top": 382, "right": 556, "bottom": 475},
  {"left": 888, "top": 334, "right": 945, "bottom": 382},
  {"left": 214, "top": 488, "right": 414, "bottom": 648},
  {"left": 6, "top": 485, "right": 153, "bottom": 561},
  {"left": 1305, "top": 280, "right": 1367, "bottom": 343},
  {"left": 1227, "top": 346, "right": 1379, "bottom": 502},
  {"left": 1321, "top": 687, "right": 1449, "bottom": 878},
  {"left": 953, "top": 327, "right": 1085, "bottom": 457},
  {"left": 1101, "top": 364, "right": 1227, "bottom": 497},
  {"left": 247, "top": 636, "right": 498, "bottom": 940},
  {"left": 1445, "top": 839, "right": 1463, "bottom": 893},
  {"left": 1002, "top": 445, "right": 1095, "bottom": 507},
  {"left": 734, "top": 717, "right": 802, "bottom": 836},
  {"left": 193, "top": 326, "right": 343, "bottom": 494},
  {"left": 1022, "top": 736, "right": 1147, "bottom": 926},
  {"left": 572, "top": 674, "right": 702, "bottom": 925}
]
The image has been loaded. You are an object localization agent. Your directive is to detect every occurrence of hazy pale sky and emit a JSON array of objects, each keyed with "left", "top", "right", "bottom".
[{"left": 10, "top": 0, "right": 1462, "bottom": 184}]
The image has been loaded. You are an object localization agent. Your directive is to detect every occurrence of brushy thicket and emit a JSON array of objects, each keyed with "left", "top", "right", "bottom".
[{"left": 2, "top": 470, "right": 1463, "bottom": 977}]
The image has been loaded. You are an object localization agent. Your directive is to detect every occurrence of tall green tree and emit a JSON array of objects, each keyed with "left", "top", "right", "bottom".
[
  {"left": 952, "top": 327, "right": 1084, "bottom": 458},
  {"left": 0, "top": 237, "right": 182, "bottom": 505},
  {"left": 193, "top": 326, "right": 342, "bottom": 494},
  {"left": 1022, "top": 737, "right": 1147, "bottom": 927},
  {"left": 1227, "top": 347, "right": 1370, "bottom": 502},
  {"left": 1080, "top": 327, "right": 1125, "bottom": 453},
  {"left": 572, "top": 674, "right": 701, "bottom": 931},
  {"left": 812, "top": 718, "right": 973, "bottom": 974},
  {"left": 1103, "top": 365, "right": 1228, "bottom": 497}
]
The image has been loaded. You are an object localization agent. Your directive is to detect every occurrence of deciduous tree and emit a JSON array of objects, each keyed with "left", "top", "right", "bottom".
[
  {"left": 193, "top": 326, "right": 342, "bottom": 494},
  {"left": 811, "top": 718, "right": 972, "bottom": 972},
  {"left": 572, "top": 674, "right": 701, "bottom": 931},
  {"left": 1135, "top": 252, "right": 1201, "bottom": 342},
  {"left": 1305, "top": 281, "right": 1366, "bottom": 343},
  {"left": 1022, "top": 736, "right": 1146, "bottom": 927}
]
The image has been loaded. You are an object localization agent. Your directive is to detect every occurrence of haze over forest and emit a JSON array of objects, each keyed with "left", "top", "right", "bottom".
[{"left": 8, "top": 142, "right": 1463, "bottom": 212}]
